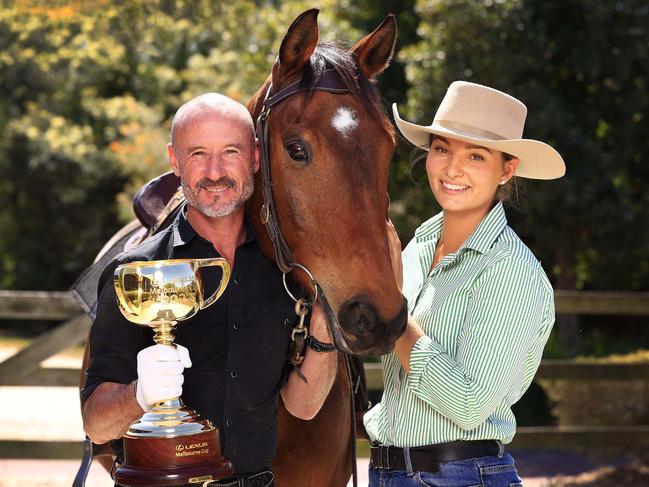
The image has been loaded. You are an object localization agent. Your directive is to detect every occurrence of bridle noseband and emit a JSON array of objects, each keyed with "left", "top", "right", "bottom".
[{"left": 255, "top": 69, "right": 350, "bottom": 307}]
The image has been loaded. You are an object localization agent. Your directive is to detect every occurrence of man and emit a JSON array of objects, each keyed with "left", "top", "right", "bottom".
[{"left": 81, "top": 93, "right": 337, "bottom": 486}]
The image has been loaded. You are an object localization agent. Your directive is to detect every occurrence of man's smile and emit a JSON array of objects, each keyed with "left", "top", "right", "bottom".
[{"left": 197, "top": 177, "right": 236, "bottom": 194}]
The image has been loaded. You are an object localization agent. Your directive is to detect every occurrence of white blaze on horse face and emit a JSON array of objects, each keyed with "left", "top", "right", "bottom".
[{"left": 331, "top": 107, "right": 358, "bottom": 136}]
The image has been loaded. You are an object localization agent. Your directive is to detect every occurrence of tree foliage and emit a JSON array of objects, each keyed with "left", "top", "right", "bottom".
[
  {"left": 0, "top": 0, "right": 360, "bottom": 289},
  {"left": 0, "top": 0, "right": 647, "bottom": 293}
]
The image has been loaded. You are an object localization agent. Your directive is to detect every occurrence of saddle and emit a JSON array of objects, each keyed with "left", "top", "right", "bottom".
[{"left": 71, "top": 171, "right": 370, "bottom": 486}]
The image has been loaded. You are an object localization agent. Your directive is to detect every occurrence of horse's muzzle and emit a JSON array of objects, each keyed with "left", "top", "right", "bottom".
[{"left": 337, "top": 295, "right": 408, "bottom": 356}]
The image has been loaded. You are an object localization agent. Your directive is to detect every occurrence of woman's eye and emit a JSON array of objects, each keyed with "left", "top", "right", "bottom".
[
  {"left": 287, "top": 142, "right": 308, "bottom": 162},
  {"left": 469, "top": 153, "right": 485, "bottom": 161},
  {"left": 432, "top": 145, "right": 448, "bottom": 154}
]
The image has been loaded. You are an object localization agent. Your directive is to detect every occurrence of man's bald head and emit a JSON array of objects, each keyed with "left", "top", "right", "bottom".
[
  {"left": 170, "top": 93, "right": 254, "bottom": 149},
  {"left": 167, "top": 93, "right": 259, "bottom": 219}
]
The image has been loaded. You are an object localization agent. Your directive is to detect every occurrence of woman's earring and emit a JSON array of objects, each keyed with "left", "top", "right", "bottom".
[{"left": 499, "top": 180, "right": 507, "bottom": 185}]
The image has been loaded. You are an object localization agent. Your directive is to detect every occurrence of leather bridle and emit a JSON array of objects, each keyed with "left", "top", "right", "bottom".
[{"left": 255, "top": 68, "right": 350, "bottom": 308}]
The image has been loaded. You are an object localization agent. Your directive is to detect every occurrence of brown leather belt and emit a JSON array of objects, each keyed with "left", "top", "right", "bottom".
[{"left": 370, "top": 440, "right": 503, "bottom": 472}]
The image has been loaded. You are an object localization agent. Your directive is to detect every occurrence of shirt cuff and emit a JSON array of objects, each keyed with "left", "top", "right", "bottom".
[{"left": 406, "top": 334, "right": 443, "bottom": 392}]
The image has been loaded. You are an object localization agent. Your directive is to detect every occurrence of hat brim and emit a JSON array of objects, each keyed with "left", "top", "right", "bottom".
[{"left": 393, "top": 104, "right": 565, "bottom": 180}]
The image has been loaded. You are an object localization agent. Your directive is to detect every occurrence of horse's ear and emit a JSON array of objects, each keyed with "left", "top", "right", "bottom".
[
  {"left": 350, "top": 14, "right": 397, "bottom": 79},
  {"left": 278, "top": 8, "right": 319, "bottom": 77}
]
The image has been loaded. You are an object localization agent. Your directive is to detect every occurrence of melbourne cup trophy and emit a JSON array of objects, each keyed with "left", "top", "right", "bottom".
[{"left": 112, "top": 258, "right": 234, "bottom": 486}]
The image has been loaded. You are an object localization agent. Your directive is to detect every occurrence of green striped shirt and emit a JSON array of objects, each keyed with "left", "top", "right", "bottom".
[{"left": 364, "top": 202, "right": 555, "bottom": 446}]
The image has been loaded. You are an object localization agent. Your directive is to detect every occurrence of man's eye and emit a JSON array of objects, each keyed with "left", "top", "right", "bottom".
[
  {"left": 432, "top": 145, "right": 448, "bottom": 154},
  {"left": 286, "top": 142, "right": 309, "bottom": 162},
  {"left": 470, "top": 153, "right": 485, "bottom": 161}
]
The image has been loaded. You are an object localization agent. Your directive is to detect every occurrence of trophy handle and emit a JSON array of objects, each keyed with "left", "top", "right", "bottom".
[
  {"left": 113, "top": 265, "right": 143, "bottom": 320},
  {"left": 196, "top": 258, "right": 231, "bottom": 309}
]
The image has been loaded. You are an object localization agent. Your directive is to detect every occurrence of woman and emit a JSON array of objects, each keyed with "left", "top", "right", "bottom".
[{"left": 364, "top": 81, "right": 565, "bottom": 486}]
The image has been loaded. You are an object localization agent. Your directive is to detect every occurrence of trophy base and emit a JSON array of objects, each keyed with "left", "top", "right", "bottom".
[{"left": 115, "top": 429, "right": 234, "bottom": 486}]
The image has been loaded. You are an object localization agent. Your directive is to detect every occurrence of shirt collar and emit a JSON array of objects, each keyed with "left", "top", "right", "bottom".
[
  {"left": 415, "top": 201, "right": 508, "bottom": 255},
  {"left": 172, "top": 203, "right": 257, "bottom": 248},
  {"left": 462, "top": 202, "right": 508, "bottom": 254}
]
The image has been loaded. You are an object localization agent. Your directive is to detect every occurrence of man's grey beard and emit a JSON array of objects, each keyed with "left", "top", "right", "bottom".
[{"left": 181, "top": 174, "right": 254, "bottom": 217}]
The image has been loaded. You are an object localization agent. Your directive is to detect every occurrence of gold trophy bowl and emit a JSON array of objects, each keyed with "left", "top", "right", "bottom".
[{"left": 113, "top": 258, "right": 234, "bottom": 486}]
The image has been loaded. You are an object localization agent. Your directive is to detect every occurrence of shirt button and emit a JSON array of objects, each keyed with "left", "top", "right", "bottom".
[
  {"left": 283, "top": 318, "right": 290, "bottom": 327},
  {"left": 230, "top": 371, "right": 237, "bottom": 378},
  {"left": 225, "top": 419, "right": 232, "bottom": 428},
  {"left": 234, "top": 278, "right": 239, "bottom": 285},
  {"left": 233, "top": 323, "right": 239, "bottom": 330}
]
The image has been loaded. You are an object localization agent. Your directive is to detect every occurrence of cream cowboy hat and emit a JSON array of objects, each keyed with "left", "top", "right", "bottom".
[{"left": 393, "top": 81, "right": 565, "bottom": 179}]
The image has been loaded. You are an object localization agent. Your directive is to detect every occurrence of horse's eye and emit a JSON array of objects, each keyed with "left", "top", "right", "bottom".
[{"left": 286, "top": 141, "right": 309, "bottom": 162}]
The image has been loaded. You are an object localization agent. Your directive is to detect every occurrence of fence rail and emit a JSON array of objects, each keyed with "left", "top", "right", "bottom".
[
  {"left": 0, "top": 290, "right": 80, "bottom": 320},
  {"left": 1, "top": 290, "right": 648, "bottom": 458}
]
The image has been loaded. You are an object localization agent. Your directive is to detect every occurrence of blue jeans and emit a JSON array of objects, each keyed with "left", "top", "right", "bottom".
[{"left": 369, "top": 452, "right": 523, "bottom": 487}]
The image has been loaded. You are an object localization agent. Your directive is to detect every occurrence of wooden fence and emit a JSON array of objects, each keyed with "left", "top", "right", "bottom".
[{"left": 1, "top": 290, "right": 649, "bottom": 459}]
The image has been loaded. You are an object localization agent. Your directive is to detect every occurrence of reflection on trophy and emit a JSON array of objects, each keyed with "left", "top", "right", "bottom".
[{"left": 113, "top": 258, "right": 234, "bottom": 486}]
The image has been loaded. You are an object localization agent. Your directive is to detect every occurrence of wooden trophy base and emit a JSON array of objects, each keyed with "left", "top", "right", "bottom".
[{"left": 114, "top": 428, "right": 234, "bottom": 486}]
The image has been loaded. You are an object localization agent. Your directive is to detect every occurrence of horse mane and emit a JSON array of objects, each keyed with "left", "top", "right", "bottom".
[{"left": 301, "top": 42, "right": 395, "bottom": 139}]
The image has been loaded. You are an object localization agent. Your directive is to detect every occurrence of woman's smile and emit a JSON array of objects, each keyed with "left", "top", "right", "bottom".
[{"left": 440, "top": 180, "right": 470, "bottom": 193}]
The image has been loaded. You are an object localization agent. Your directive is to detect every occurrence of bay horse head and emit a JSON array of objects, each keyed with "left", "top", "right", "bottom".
[{"left": 248, "top": 9, "right": 407, "bottom": 356}]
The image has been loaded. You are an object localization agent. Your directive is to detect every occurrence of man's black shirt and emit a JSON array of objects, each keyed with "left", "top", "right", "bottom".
[{"left": 82, "top": 205, "right": 297, "bottom": 474}]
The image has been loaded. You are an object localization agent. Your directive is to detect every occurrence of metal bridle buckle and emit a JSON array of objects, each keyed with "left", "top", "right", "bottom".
[
  {"left": 282, "top": 262, "right": 318, "bottom": 307},
  {"left": 291, "top": 298, "right": 308, "bottom": 342}
]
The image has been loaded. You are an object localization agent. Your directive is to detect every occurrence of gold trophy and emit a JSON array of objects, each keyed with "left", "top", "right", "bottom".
[{"left": 113, "top": 258, "right": 234, "bottom": 486}]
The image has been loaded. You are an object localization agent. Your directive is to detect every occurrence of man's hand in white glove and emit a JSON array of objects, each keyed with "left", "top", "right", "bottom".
[{"left": 135, "top": 344, "right": 192, "bottom": 412}]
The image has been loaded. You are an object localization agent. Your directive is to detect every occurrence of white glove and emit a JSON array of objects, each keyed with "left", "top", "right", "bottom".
[{"left": 135, "top": 343, "right": 192, "bottom": 412}]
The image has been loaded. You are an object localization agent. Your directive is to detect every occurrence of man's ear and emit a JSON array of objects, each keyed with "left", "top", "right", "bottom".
[
  {"left": 253, "top": 142, "right": 260, "bottom": 174},
  {"left": 168, "top": 143, "right": 181, "bottom": 177}
]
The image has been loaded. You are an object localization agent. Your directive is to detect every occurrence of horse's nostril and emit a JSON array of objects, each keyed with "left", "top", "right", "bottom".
[{"left": 338, "top": 298, "right": 379, "bottom": 333}]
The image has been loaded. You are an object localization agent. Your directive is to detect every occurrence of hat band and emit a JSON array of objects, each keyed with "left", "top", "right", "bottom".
[{"left": 435, "top": 120, "right": 509, "bottom": 141}]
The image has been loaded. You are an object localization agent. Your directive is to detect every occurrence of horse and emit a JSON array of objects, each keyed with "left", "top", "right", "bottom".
[
  {"left": 247, "top": 9, "right": 404, "bottom": 486},
  {"left": 73, "top": 9, "right": 404, "bottom": 487}
]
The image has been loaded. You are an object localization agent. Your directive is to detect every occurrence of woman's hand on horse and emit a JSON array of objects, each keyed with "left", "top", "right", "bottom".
[{"left": 386, "top": 219, "right": 403, "bottom": 290}]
